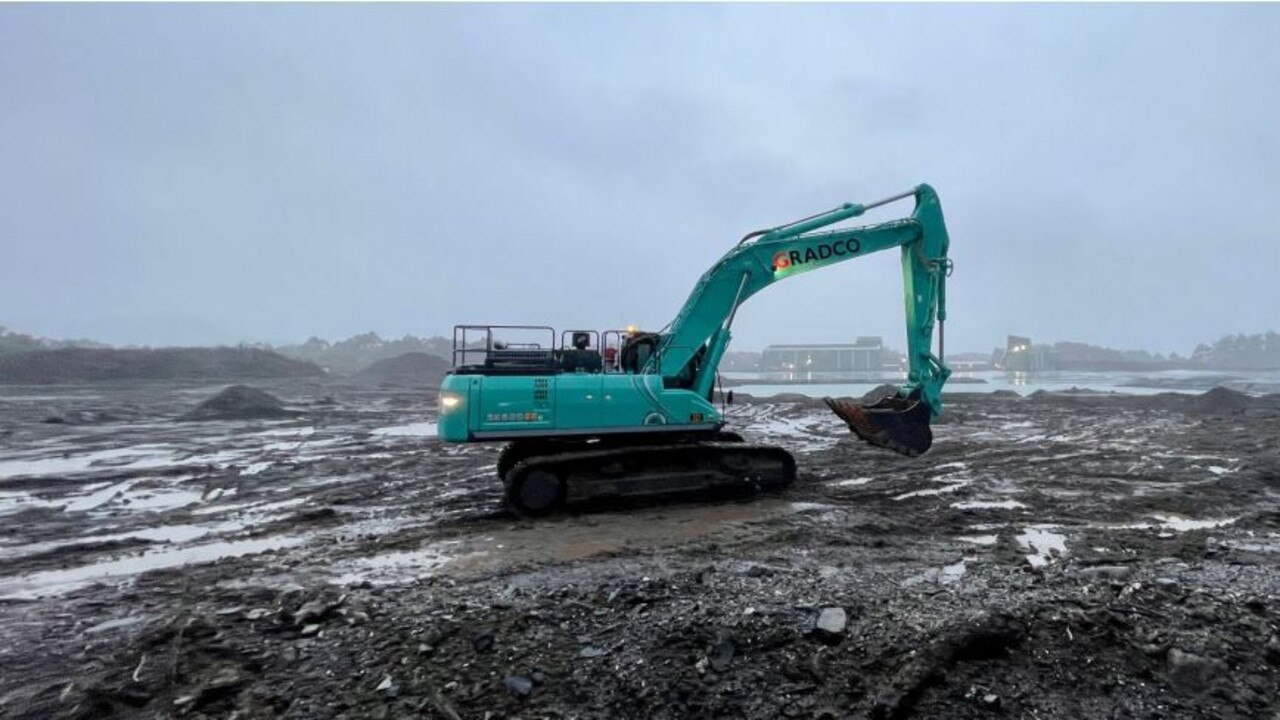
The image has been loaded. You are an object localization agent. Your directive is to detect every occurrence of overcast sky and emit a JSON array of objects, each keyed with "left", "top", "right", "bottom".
[{"left": 2, "top": 4, "right": 1277, "bottom": 354}]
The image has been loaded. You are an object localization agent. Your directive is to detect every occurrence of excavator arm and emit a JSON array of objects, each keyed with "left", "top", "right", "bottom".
[{"left": 651, "top": 184, "right": 952, "bottom": 455}]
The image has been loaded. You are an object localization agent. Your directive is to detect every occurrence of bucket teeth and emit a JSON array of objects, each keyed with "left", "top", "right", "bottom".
[{"left": 824, "top": 392, "right": 933, "bottom": 457}]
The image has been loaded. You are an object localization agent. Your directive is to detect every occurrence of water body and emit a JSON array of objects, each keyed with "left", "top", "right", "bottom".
[{"left": 723, "top": 369, "right": 1280, "bottom": 398}]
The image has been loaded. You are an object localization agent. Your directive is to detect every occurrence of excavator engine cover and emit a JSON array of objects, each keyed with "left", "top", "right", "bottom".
[{"left": 824, "top": 389, "right": 933, "bottom": 457}]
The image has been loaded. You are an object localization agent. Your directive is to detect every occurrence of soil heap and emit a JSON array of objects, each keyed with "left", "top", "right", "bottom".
[
  {"left": 182, "top": 385, "right": 295, "bottom": 421},
  {"left": 351, "top": 352, "right": 450, "bottom": 388},
  {"left": 0, "top": 347, "right": 324, "bottom": 384}
]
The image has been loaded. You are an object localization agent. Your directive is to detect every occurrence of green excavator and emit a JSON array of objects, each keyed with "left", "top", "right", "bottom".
[{"left": 437, "top": 184, "right": 953, "bottom": 514}]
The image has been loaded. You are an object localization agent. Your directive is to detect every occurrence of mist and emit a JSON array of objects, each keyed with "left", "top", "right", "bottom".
[{"left": 2, "top": 4, "right": 1277, "bottom": 355}]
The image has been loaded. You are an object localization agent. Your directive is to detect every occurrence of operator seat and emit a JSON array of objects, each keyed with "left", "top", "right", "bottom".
[{"left": 558, "top": 331, "right": 603, "bottom": 373}]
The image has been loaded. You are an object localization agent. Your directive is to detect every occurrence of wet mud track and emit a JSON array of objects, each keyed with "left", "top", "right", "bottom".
[{"left": 1, "top": 381, "right": 1280, "bottom": 718}]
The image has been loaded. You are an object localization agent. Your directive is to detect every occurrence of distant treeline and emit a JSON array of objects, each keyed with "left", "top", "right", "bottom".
[
  {"left": 0, "top": 325, "right": 110, "bottom": 355},
  {"left": 5, "top": 326, "right": 1280, "bottom": 372},
  {"left": 266, "top": 333, "right": 453, "bottom": 375},
  {"left": 1191, "top": 332, "right": 1280, "bottom": 370}
]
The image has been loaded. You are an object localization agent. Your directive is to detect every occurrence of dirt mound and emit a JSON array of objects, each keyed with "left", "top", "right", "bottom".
[
  {"left": 0, "top": 347, "right": 324, "bottom": 384},
  {"left": 182, "top": 385, "right": 296, "bottom": 421},
  {"left": 1187, "top": 386, "right": 1253, "bottom": 415},
  {"left": 351, "top": 352, "right": 450, "bottom": 387}
]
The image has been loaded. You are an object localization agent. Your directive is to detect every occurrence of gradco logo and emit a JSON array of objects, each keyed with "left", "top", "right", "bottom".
[{"left": 771, "top": 238, "right": 862, "bottom": 271}]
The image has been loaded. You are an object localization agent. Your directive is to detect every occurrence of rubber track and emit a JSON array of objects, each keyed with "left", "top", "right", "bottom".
[{"left": 506, "top": 442, "right": 796, "bottom": 505}]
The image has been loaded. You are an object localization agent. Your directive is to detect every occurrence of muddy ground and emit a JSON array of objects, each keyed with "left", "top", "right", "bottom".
[{"left": 1, "top": 380, "right": 1279, "bottom": 719}]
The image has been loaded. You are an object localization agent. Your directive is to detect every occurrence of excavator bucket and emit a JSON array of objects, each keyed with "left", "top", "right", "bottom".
[{"left": 824, "top": 388, "right": 933, "bottom": 457}]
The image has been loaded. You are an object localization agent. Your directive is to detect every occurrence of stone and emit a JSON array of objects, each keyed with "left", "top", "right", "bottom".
[
  {"left": 813, "top": 607, "right": 848, "bottom": 643},
  {"left": 1078, "top": 565, "right": 1134, "bottom": 581},
  {"left": 1166, "top": 648, "right": 1222, "bottom": 695},
  {"left": 504, "top": 675, "right": 533, "bottom": 697},
  {"left": 709, "top": 631, "right": 734, "bottom": 672},
  {"left": 472, "top": 628, "right": 495, "bottom": 653}
]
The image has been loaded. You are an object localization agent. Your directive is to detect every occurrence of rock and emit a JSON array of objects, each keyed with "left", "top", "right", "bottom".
[
  {"left": 294, "top": 594, "right": 346, "bottom": 627},
  {"left": 1078, "top": 565, "right": 1134, "bottom": 581},
  {"left": 579, "top": 645, "right": 605, "bottom": 658},
  {"left": 205, "top": 666, "right": 245, "bottom": 692},
  {"left": 964, "top": 685, "right": 1001, "bottom": 710},
  {"left": 175, "top": 665, "right": 246, "bottom": 710},
  {"left": 1189, "top": 386, "right": 1252, "bottom": 416},
  {"left": 530, "top": 670, "right": 547, "bottom": 685},
  {"left": 709, "top": 631, "right": 734, "bottom": 672},
  {"left": 183, "top": 385, "right": 296, "bottom": 421},
  {"left": 375, "top": 675, "right": 394, "bottom": 692},
  {"left": 1264, "top": 636, "right": 1280, "bottom": 666},
  {"left": 41, "top": 414, "right": 66, "bottom": 424},
  {"left": 300, "top": 624, "right": 320, "bottom": 637},
  {"left": 503, "top": 675, "right": 534, "bottom": 697},
  {"left": 812, "top": 607, "right": 847, "bottom": 643},
  {"left": 1166, "top": 648, "right": 1223, "bottom": 695},
  {"left": 244, "top": 608, "right": 272, "bottom": 621},
  {"left": 472, "top": 628, "right": 496, "bottom": 653}
]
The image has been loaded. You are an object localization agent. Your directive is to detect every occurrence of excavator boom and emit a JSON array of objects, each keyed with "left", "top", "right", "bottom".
[{"left": 653, "top": 184, "right": 951, "bottom": 454}]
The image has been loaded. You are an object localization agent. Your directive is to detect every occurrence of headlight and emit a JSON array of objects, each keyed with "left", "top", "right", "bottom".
[{"left": 439, "top": 393, "right": 463, "bottom": 413}]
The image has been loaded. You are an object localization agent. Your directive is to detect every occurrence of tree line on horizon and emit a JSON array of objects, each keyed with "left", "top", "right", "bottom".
[{"left": 4, "top": 325, "right": 1280, "bottom": 372}]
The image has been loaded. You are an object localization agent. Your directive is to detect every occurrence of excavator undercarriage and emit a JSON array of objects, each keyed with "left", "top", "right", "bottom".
[
  {"left": 501, "top": 435, "right": 796, "bottom": 515},
  {"left": 494, "top": 389, "right": 931, "bottom": 515}
]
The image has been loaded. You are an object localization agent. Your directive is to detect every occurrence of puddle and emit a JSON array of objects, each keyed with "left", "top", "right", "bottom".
[
  {"left": 828, "top": 477, "right": 875, "bottom": 488},
  {"left": 1017, "top": 527, "right": 1068, "bottom": 568},
  {"left": 0, "top": 535, "right": 306, "bottom": 599},
  {"left": 894, "top": 479, "right": 972, "bottom": 501},
  {"left": 1149, "top": 514, "right": 1237, "bottom": 532},
  {"left": 790, "top": 502, "right": 835, "bottom": 513},
  {"left": 372, "top": 422, "right": 438, "bottom": 438},
  {"left": 0, "top": 445, "right": 178, "bottom": 479},
  {"left": 328, "top": 541, "right": 471, "bottom": 585},
  {"left": 733, "top": 407, "right": 841, "bottom": 453},
  {"left": 85, "top": 615, "right": 148, "bottom": 634},
  {"left": 952, "top": 500, "right": 1027, "bottom": 510},
  {"left": 941, "top": 559, "right": 967, "bottom": 583},
  {"left": 0, "top": 519, "right": 253, "bottom": 561},
  {"left": 63, "top": 480, "right": 136, "bottom": 512},
  {"left": 0, "top": 490, "right": 63, "bottom": 515}
]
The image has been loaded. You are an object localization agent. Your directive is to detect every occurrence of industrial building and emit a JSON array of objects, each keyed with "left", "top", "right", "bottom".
[
  {"left": 761, "top": 337, "right": 888, "bottom": 372},
  {"left": 1000, "top": 335, "right": 1060, "bottom": 371}
]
